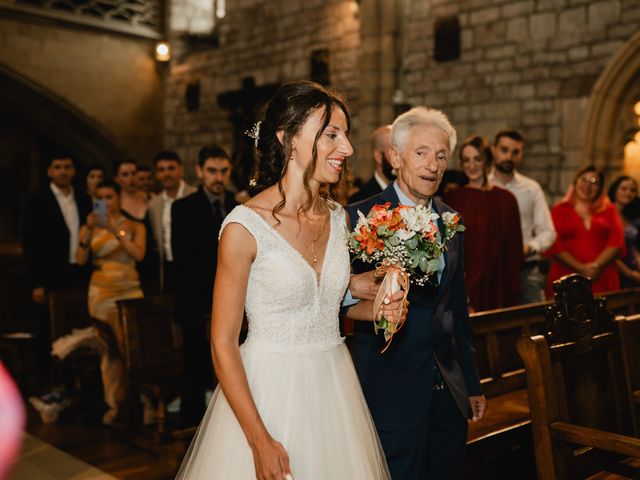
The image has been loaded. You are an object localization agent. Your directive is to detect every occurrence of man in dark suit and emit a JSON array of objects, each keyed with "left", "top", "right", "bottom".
[
  {"left": 348, "top": 124, "right": 395, "bottom": 203},
  {"left": 171, "top": 144, "right": 237, "bottom": 427},
  {"left": 344, "top": 108, "right": 485, "bottom": 479},
  {"left": 23, "top": 153, "right": 92, "bottom": 385}
]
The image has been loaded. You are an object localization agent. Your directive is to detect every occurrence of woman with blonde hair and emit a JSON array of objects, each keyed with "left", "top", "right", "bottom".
[{"left": 545, "top": 165, "right": 625, "bottom": 295}]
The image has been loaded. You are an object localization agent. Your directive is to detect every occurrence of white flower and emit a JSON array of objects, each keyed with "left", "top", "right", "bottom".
[
  {"left": 395, "top": 228, "right": 415, "bottom": 242},
  {"left": 355, "top": 209, "right": 369, "bottom": 230},
  {"left": 399, "top": 205, "right": 439, "bottom": 233},
  {"left": 442, "top": 211, "right": 457, "bottom": 224}
]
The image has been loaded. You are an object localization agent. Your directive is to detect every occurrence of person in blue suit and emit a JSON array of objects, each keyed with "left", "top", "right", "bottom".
[{"left": 343, "top": 106, "right": 486, "bottom": 479}]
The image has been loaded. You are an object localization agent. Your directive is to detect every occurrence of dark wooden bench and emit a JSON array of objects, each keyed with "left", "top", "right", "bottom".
[
  {"left": 117, "top": 295, "right": 183, "bottom": 449},
  {"left": 616, "top": 313, "right": 640, "bottom": 437},
  {"left": 48, "top": 288, "right": 101, "bottom": 402},
  {"left": 465, "top": 283, "right": 640, "bottom": 474},
  {"left": 517, "top": 275, "right": 640, "bottom": 479}
]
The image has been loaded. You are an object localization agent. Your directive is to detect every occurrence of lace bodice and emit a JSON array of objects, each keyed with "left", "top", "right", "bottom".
[{"left": 220, "top": 204, "right": 351, "bottom": 353}]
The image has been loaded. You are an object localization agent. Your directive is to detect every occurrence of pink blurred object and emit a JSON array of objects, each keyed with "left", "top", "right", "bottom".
[{"left": 0, "top": 362, "right": 25, "bottom": 480}]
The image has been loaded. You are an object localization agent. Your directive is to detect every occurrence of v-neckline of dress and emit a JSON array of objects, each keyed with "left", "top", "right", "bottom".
[{"left": 239, "top": 205, "right": 333, "bottom": 289}]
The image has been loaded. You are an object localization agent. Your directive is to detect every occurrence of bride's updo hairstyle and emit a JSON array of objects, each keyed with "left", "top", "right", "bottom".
[{"left": 252, "top": 80, "right": 351, "bottom": 219}]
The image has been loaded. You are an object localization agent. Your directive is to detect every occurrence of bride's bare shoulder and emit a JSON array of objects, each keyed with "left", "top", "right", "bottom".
[{"left": 243, "top": 187, "right": 282, "bottom": 223}]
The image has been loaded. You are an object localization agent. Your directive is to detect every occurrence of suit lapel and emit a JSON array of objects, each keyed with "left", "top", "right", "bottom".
[
  {"left": 432, "top": 198, "right": 453, "bottom": 305},
  {"left": 46, "top": 187, "right": 69, "bottom": 233}
]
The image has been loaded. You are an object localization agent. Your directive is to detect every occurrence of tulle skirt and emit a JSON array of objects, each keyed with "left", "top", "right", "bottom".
[{"left": 176, "top": 342, "right": 390, "bottom": 479}]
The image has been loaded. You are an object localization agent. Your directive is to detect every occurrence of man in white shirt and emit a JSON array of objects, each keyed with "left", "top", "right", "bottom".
[
  {"left": 349, "top": 125, "right": 395, "bottom": 203},
  {"left": 148, "top": 151, "right": 195, "bottom": 293},
  {"left": 23, "top": 153, "right": 92, "bottom": 387},
  {"left": 489, "top": 129, "right": 557, "bottom": 303}
]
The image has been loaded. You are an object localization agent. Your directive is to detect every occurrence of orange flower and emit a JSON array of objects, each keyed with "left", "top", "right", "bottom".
[
  {"left": 354, "top": 226, "right": 385, "bottom": 255},
  {"left": 369, "top": 203, "right": 405, "bottom": 232}
]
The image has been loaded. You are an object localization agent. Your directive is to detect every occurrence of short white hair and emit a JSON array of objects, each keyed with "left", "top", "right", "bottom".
[{"left": 391, "top": 107, "right": 457, "bottom": 153}]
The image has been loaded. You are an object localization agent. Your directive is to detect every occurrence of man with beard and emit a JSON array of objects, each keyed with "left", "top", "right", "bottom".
[
  {"left": 489, "top": 129, "right": 556, "bottom": 303},
  {"left": 171, "top": 144, "right": 237, "bottom": 427},
  {"left": 349, "top": 125, "right": 395, "bottom": 203},
  {"left": 148, "top": 151, "right": 195, "bottom": 293}
]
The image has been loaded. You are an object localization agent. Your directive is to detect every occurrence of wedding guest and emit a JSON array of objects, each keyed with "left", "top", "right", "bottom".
[
  {"left": 444, "top": 135, "right": 523, "bottom": 311},
  {"left": 608, "top": 175, "right": 640, "bottom": 287},
  {"left": 435, "top": 169, "right": 468, "bottom": 199},
  {"left": 114, "top": 159, "right": 157, "bottom": 292},
  {"left": 489, "top": 130, "right": 556, "bottom": 303},
  {"left": 349, "top": 125, "right": 394, "bottom": 203},
  {"left": 148, "top": 151, "right": 195, "bottom": 293},
  {"left": 23, "top": 153, "right": 92, "bottom": 386},
  {"left": 171, "top": 144, "right": 237, "bottom": 427},
  {"left": 346, "top": 107, "right": 484, "bottom": 479},
  {"left": 545, "top": 166, "right": 624, "bottom": 295},
  {"left": 76, "top": 179, "right": 145, "bottom": 424},
  {"left": 85, "top": 165, "right": 104, "bottom": 200},
  {"left": 135, "top": 165, "right": 155, "bottom": 200},
  {"left": 115, "top": 160, "right": 148, "bottom": 221}
]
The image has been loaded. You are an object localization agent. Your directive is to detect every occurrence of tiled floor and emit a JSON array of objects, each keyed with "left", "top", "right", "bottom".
[{"left": 10, "top": 434, "right": 116, "bottom": 480}]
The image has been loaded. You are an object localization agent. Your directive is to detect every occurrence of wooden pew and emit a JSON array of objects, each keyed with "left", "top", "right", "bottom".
[
  {"left": 465, "top": 284, "right": 640, "bottom": 474},
  {"left": 616, "top": 313, "right": 640, "bottom": 437},
  {"left": 117, "top": 295, "right": 182, "bottom": 448},
  {"left": 48, "top": 288, "right": 101, "bottom": 400},
  {"left": 517, "top": 275, "right": 640, "bottom": 479},
  {"left": 465, "top": 301, "right": 547, "bottom": 474}
]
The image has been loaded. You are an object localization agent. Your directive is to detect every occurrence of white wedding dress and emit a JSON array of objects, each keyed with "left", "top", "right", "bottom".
[{"left": 176, "top": 204, "right": 389, "bottom": 479}]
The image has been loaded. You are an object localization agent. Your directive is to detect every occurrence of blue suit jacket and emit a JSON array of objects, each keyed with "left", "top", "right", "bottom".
[{"left": 346, "top": 185, "right": 482, "bottom": 431}]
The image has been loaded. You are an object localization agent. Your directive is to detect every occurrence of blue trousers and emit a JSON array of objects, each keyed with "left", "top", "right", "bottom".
[{"left": 378, "top": 385, "right": 468, "bottom": 479}]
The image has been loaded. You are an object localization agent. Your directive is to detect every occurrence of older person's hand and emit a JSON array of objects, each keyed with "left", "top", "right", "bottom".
[{"left": 349, "top": 270, "right": 381, "bottom": 301}]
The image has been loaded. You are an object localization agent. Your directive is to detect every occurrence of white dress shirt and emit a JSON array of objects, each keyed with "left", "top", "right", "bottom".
[
  {"left": 489, "top": 170, "right": 557, "bottom": 255},
  {"left": 374, "top": 171, "right": 390, "bottom": 191},
  {"left": 50, "top": 182, "right": 80, "bottom": 264},
  {"left": 162, "top": 180, "right": 185, "bottom": 262}
]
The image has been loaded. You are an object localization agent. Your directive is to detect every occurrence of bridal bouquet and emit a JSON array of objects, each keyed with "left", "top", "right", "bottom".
[{"left": 348, "top": 202, "right": 465, "bottom": 352}]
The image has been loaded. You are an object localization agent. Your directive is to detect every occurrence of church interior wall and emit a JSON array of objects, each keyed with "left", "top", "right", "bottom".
[{"left": 0, "top": 15, "right": 164, "bottom": 165}]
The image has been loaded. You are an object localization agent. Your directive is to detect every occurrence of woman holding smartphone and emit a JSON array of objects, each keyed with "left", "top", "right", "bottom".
[{"left": 76, "top": 178, "right": 145, "bottom": 424}]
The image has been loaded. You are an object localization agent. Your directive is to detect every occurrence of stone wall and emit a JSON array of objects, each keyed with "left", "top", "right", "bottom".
[
  {"left": 0, "top": 16, "right": 164, "bottom": 165},
  {"left": 165, "top": 0, "right": 640, "bottom": 198},
  {"left": 165, "top": 0, "right": 361, "bottom": 184},
  {"left": 399, "top": 0, "right": 640, "bottom": 199}
]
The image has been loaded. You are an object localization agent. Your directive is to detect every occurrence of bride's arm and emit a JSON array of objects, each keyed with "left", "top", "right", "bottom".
[
  {"left": 342, "top": 210, "right": 406, "bottom": 324},
  {"left": 211, "top": 223, "right": 292, "bottom": 480}
]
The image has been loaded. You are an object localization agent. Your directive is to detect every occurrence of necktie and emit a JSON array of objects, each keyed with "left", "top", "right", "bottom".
[{"left": 212, "top": 199, "right": 224, "bottom": 224}]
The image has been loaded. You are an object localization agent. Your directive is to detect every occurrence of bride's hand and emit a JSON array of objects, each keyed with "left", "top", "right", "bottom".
[
  {"left": 380, "top": 290, "right": 408, "bottom": 327},
  {"left": 251, "top": 433, "right": 292, "bottom": 480}
]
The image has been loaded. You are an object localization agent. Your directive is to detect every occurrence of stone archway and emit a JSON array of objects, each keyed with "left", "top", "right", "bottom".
[
  {"left": 582, "top": 30, "right": 640, "bottom": 172},
  {"left": 0, "top": 63, "right": 127, "bottom": 243},
  {"left": 0, "top": 62, "right": 126, "bottom": 170}
]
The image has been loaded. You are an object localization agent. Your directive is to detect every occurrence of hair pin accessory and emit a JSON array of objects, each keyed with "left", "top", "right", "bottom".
[{"left": 245, "top": 121, "right": 261, "bottom": 148}]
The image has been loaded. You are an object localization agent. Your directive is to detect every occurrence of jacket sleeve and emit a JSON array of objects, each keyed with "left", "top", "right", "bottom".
[
  {"left": 450, "top": 231, "right": 482, "bottom": 396},
  {"left": 22, "top": 194, "right": 46, "bottom": 289},
  {"left": 171, "top": 200, "right": 189, "bottom": 276}
]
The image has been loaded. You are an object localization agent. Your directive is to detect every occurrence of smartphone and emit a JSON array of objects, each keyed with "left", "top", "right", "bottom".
[{"left": 93, "top": 199, "right": 107, "bottom": 225}]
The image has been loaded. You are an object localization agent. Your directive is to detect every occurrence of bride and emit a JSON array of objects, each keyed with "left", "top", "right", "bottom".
[{"left": 176, "top": 81, "right": 398, "bottom": 479}]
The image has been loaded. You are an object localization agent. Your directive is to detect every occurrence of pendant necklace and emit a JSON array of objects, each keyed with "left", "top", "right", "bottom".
[{"left": 309, "top": 214, "right": 327, "bottom": 264}]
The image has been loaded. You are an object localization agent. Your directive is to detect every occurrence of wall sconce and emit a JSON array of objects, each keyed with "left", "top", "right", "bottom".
[{"left": 155, "top": 42, "right": 171, "bottom": 62}]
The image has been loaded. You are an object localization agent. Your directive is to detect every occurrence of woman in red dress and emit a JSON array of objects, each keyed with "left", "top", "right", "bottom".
[
  {"left": 545, "top": 165, "right": 625, "bottom": 296},
  {"left": 444, "top": 135, "right": 523, "bottom": 312}
]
